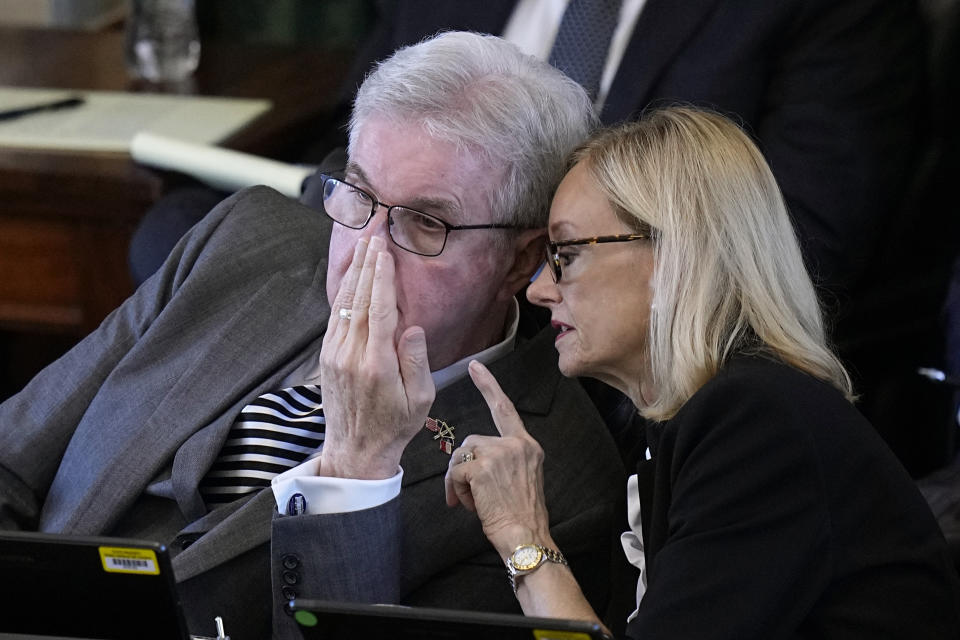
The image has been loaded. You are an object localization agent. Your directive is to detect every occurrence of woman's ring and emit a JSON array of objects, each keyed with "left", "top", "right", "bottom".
[
  {"left": 339, "top": 308, "right": 353, "bottom": 320},
  {"left": 460, "top": 451, "right": 475, "bottom": 464}
]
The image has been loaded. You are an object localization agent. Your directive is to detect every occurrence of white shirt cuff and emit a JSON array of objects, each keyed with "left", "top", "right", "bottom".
[{"left": 270, "top": 456, "right": 403, "bottom": 515}]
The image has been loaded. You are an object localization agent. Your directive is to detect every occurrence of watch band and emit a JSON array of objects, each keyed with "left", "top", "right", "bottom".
[{"left": 505, "top": 543, "right": 568, "bottom": 595}]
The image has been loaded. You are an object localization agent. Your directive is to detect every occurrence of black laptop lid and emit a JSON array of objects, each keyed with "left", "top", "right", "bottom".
[
  {"left": 0, "top": 531, "right": 190, "bottom": 640},
  {"left": 290, "top": 599, "right": 612, "bottom": 640}
]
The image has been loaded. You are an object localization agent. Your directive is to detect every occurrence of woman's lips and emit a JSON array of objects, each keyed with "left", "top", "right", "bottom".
[{"left": 551, "top": 320, "right": 574, "bottom": 342}]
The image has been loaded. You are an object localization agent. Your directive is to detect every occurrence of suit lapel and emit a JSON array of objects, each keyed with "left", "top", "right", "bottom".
[
  {"left": 603, "top": 0, "right": 724, "bottom": 123},
  {"left": 171, "top": 488, "right": 277, "bottom": 582},
  {"left": 167, "top": 264, "right": 329, "bottom": 521},
  {"left": 400, "top": 379, "right": 494, "bottom": 486},
  {"left": 635, "top": 457, "right": 656, "bottom": 551},
  {"left": 400, "top": 328, "right": 558, "bottom": 487},
  {"left": 47, "top": 256, "right": 328, "bottom": 536},
  {"left": 637, "top": 420, "right": 664, "bottom": 562},
  {"left": 165, "top": 265, "right": 330, "bottom": 575}
]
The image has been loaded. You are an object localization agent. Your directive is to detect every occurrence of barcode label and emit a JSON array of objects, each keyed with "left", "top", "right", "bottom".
[
  {"left": 105, "top": 557, "right": 153, "bottom": 570},
  {"left": 98, "top": 546, "right": 160, "bottom": 575}
]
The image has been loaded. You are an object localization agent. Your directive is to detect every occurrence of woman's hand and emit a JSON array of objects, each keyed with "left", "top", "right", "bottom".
[
  {"left": 446, "top": 361, "right": 606, "bottom": 631},
  {"left": 319, "top": 236, "right": 436, "bottom": 480},
  {"left": 444, "top": 360, "right": 552, "bottom": 558}
]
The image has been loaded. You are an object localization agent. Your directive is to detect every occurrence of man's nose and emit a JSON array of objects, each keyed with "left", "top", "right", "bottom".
[{"left": 360, "top": 204, "right": 392, "bottom": 244}]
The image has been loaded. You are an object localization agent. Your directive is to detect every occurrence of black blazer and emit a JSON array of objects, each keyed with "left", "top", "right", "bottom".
[{"left": 629, "top": 356, "right": 960, "bottom": 638}]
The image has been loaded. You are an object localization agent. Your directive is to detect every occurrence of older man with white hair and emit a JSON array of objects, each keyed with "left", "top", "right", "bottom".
[{"left": 0, "top": 32, "right": 626, "bottom": 639}]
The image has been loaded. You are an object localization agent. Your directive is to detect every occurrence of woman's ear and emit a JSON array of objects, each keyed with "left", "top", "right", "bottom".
[{"left": 497, "top": 229, "right": 547, "bottom": 302}]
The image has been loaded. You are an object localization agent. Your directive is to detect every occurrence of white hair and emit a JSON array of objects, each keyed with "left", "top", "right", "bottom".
[{"left": 349, "top": 31, "right": 598, "bottom": 228}]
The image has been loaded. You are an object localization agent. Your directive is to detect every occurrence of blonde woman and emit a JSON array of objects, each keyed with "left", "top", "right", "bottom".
[{"left": 446, "top": 107, "right": 960, "bottom": 638}]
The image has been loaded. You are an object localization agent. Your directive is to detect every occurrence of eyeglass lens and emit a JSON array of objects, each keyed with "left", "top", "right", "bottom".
[
  {"left": 545, "top": 244, "right": 561, "bottom": 283},
  {"left": 321, "top": 177, "right": 449, "bottom": 256}
]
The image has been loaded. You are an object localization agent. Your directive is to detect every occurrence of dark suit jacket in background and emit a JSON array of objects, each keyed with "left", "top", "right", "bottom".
[
  {"left": 628, "top": 356, "right": 960, "bottom": 639},
  {"left": 0, "top": 187, "right": 626, "bottom": 639}
]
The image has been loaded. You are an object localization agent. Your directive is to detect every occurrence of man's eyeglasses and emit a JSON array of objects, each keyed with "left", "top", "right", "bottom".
[
  {"left": 318, "top": 174, "right": 526, "bottom": 257},
  {"left": 545, "top": 233, "right": 651, "bottom": 283}
]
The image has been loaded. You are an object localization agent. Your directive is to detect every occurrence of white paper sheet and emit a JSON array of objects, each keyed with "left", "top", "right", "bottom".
[{"left": 0, "top": 87, "right": 271, "bottom": 152}]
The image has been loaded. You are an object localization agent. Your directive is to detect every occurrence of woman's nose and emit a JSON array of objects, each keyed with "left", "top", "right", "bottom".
[{"left": 527, "top": 261, "right": 560, "bottom": 307}]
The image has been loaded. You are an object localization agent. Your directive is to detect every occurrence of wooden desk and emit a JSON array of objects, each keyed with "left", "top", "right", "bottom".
[{"left": 0, "top": 26, "right": 351, "bottom": 396}]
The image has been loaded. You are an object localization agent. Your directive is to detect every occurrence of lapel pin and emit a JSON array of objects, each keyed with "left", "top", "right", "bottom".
[{"left": 425, "top": 417, "right": 455, "bottom": 455}]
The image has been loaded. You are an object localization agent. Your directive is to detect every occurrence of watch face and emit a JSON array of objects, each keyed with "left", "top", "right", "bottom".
[{"left": 511, "top": 545, "right": 542, "bottom": 571}]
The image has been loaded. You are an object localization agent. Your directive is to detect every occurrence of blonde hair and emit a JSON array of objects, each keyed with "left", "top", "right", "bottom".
[{"left": 574, "top": 107, "right": 853, "bottom": 420}]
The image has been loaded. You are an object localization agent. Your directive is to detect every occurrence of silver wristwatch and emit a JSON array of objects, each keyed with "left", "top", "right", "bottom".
[{"left": 504, "top": 543, "right": 568, "bottom": 595}]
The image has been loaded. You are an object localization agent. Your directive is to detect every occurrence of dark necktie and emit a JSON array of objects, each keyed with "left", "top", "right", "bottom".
[
  {"left": 199, "top": 385, "right": 325, "bottom": 506},
  {"left": 548, "top": 0, "right": 624, "bottom": 101}
]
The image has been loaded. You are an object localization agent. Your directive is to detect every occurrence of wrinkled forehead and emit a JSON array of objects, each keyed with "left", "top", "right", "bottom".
[{"left": 347, "top": 116, "right": 506, "bottom": 225}]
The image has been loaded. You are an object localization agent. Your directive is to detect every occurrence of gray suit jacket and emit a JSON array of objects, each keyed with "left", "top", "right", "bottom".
[{"left": 0, "top": 187, "right": 625, "bottom": 639}]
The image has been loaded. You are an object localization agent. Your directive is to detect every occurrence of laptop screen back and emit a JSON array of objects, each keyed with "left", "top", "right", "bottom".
[
  {"left": 0, "top": 531, "right": 189, "bottom": 640},
  {"left": 291, "top": 599, "right": 612, "bottom": 640}
]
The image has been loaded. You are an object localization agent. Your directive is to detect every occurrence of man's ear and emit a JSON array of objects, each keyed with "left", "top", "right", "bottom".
[{"left": 497, "top": 228, "right": 547, "bottom": 301}]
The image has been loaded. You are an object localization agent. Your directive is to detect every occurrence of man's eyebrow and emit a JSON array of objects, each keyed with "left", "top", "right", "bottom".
[
  {"left": 343, "top": 161, "right": 367, "bottom": 183},
  {"left": 342, "top": 161, "right": 464, "bottom": 222},
  {"left": 405, "top": 196, "right": 463, "bottom": 221}
]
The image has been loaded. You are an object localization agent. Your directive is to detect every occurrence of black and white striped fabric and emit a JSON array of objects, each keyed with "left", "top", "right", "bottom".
[{"left": 199, "top": 385, "right": 325, "bottom": 507}]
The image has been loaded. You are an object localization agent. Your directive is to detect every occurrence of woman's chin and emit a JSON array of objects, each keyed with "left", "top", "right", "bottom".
[{"left": 557, "top": 354, "right": 589, "bottom": 380}]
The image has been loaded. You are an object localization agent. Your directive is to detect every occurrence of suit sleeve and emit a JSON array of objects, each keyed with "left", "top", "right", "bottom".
[
  {"left": 271, "top": 498, "right": 402, "bottom": 638},
  {"left": 0, "top": 188, "right": 272, "bottom": 530},
  {"left": 628, "top": 374, "right": 834, "bottom": 638}
]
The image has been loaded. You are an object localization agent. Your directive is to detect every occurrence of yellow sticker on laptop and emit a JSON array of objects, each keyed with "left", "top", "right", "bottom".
[
  {"left": 533, "top": 631, "right": 593, "bottom": 640},
  {"left": 98, "top": 546, "right": 160, "bottom": 575}
]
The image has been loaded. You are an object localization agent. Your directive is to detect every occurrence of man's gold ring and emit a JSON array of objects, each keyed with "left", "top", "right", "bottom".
[{"left": 460, "top": 451, "right": 475, "bottom": 464}]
